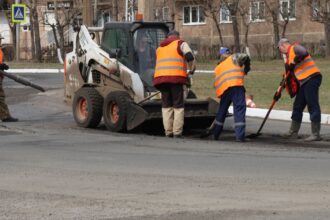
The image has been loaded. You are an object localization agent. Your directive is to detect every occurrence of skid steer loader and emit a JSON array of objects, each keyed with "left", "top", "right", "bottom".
[{"left": 64, "top": 21, "right": 218, "bottom": 132}]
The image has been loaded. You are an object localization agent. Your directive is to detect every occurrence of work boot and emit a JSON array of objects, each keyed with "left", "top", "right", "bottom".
[
  {"left": 283, "top": 120, "right": 301, "bottom": 139},
  {"left": 162, "top": 108, "right": 174, "bottom": 137},
  {"left": 173, "top": 108, "right": 184, "bottom": 136},
  {"left": 304, "top": 122, "right": 321, "bottom": 141},
  {"left": 2, "top": 116, "right": 18, "bottom": 122}
]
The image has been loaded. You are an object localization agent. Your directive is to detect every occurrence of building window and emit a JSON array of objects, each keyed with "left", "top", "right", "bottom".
[
  {"left": 44, "top": 11, "right": 56, "bottom": 31},
  {"left": 220, "top": 5, "right": 232, "bottom": 23},
  {"left": 280, "top": 0, "right": 296, "bottom": 20},
  {"left": 97, "top": 11, "right": 111, "bottom": 27},
  {"left": 250, "top": 1, "right": 265, "bottom": 22},
  {"left": 311, "top": 0, "right": 330, "bottom": 19},
  {"left": 162, "top": 7, "right": 170, "bottom": 21},
  {"left": 183, "top": 5, "right": 205, "bottom": 25},
  {"left": 311, "top": 0, "right": 320, "bottom": 19}
]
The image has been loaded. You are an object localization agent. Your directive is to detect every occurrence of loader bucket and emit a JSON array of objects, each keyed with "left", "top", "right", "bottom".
[
  {"left": 126, "top": 102, "right": 149, "bottom": 131},
  {"left": 139, "top": 97, "right": 219, "bottom": 129}
]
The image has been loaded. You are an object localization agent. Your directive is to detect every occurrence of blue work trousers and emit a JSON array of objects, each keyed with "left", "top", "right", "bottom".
[
  {"left": 213, "top": 86, "right": 246, "bottom": 141},
  {"left": 292, "top": 74, "right": 322, "bottom": 123}
]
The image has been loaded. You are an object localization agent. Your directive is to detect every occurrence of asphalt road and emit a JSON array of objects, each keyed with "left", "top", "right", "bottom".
[{"left": 1, "top": 72, "right": 330, "bottom": 220}]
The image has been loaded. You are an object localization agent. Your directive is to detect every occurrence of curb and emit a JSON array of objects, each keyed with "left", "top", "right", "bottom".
[
  {"left": 7, "top": 69, "right": 64, "bottom": 74},
  {"left": 228, "top": 106, "right": 330, "bottom": 125}
]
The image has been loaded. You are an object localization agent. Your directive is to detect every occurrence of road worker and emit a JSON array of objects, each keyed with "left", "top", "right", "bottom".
[
  {"left": 278, "top": 38, "right": 322, "bottom": 141},
  {"left": 153, "top": 30, "right": 196, "bottom": 138},
  {"left": 212, "top": 47, "right": 250, "bottom": 142},
  {"left": 0, "top": 34, "right": 18, "bottom": 122}
]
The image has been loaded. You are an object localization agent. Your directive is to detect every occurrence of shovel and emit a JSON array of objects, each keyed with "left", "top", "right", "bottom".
[
  {"left": 200, "top": 120, "right": 215, "bottom": 138},
  {"left": 246, "top": 77, "right": 286, "bottom": 139}
]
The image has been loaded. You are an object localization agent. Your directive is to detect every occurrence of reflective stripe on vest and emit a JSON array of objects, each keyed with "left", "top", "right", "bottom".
[
  {"left": 288, "top": 46, "right": 320, "bottom": 81},
  {"left": 154, "top": 40, "right": 187, "bottom": 78},
  {"left": 214, "top": 55, "right": 245, "bottom": 98}
]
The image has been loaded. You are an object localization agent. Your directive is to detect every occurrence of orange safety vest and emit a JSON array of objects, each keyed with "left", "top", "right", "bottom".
[
  {"left": 214, "top": 55, "right": 245, "bottom": 98},
  {"left": 154, "top": 40, "right": 187, "bottom": 78},
  {"left": 287, "top": 44, "right": 320, "bottom": 81},
  {"left": 0, "top": 48, "right": 3, "bottom": 64}
]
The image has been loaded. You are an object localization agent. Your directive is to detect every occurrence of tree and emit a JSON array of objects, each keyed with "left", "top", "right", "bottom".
[
  {"left": 238, "top": 0, "right": 252, "bottom": 51},
  {"left": 204, "top": 0, "right": 224, "bottom": 46},
  {"left": 222, "top": 0, "right": 241, "bottom": 52},
  {"left": 307, "top": 0, "right": 330, "bottom": 57},
  {"left": 278, "top": 0, "right": 296, "bottom": 37},
  {"left": 4, "top": 1, "right": 17, "bottom": 59},
  {"left": 41, "top": 0, "right": 82, "bottom": 61},
  {"left": 26, "top": 0, "right": 42, "bottom": 62},
  {"left": 187, "top": 0, "right": 224, "bottom": 49},
  {"left": 265, "top": 0, "right": 295, "bottom": 59}
]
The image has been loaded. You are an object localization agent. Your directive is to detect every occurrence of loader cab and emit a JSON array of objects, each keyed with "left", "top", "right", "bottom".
[{"left": 101, "top": 22, "right": 172, "bottom": 92}]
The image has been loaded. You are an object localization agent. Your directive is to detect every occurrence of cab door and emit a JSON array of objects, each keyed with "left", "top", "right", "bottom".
[{"left": 101, "top": 28, "right": 132, "bottom": 70}]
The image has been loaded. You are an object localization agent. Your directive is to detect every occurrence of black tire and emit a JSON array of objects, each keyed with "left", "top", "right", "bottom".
[
  {"left": 72, "top": 87, "right": 103, "bottom": 128},
  {"left": 103, "top": 91, "right": 131, "bottom": 132}
]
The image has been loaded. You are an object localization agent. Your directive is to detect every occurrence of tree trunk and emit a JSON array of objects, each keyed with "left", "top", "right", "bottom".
[
  {"left": 29, "top": 11, "right": 36, "bottom": 60},
  {"left": 33, "top": 12, "right": 42, "bottom": 61},
  {"left": 272, "top": 12, "right": 281, "bottom": 59},
  {"left": 281, "top": 20, "right": 289, "bottom": 37},
  {"left": 30, "top": 0, "right": 42, "bottom": 62},
  {"left": 11, "top": 24, "right": 16, "bottom": 51},
  {"left": 112, "top": 0, "right": 119, "bottom": 21},
  {"left": 232, "top": 15, "right": 240, "bottom": 52},
  {"left": 51, "top": 25, "right": 60, "bottom": 50},
  {"left": 244, "top": 24, "right": 249, "bottom": 47},
  {"left": 58, "top": 25, "right": 65, "bottom": 59},
  {"left": 211, "top": 10, "right": 224, "bottom": 46},
  {"left": 324, "top": 20, "right": 330, "bottom": 57}
]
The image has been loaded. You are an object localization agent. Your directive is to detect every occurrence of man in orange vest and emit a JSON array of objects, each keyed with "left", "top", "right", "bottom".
[
  {"left": 0, "top": 34, "right": 18, "bottom": 122},
  {"left": 213, "top": 47, "right": 250, "bottom": 142},
  {"left": 153, "top": 30, "right": 195, "bottom": 138},
  {"left": 278, "top": 38, "right": 322, "bottom": 141}
]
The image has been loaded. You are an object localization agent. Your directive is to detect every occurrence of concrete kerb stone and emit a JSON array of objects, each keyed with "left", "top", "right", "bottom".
[
  {"left": 228, "top": 106, "right": 330, "bottom": 125},
  {"left": 7, "top": 69, "right": 64, "bottom": 74}
]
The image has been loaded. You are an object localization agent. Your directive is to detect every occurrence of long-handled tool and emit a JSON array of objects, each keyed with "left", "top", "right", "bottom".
[
  {"left": 200, "top": 111, "right": 233, "bottom": 139},
  {"left": 200, "top": 120, "right": 215, "bottom": 138},
  {"left": 0, "top": 70, "right": 46, "bottom": 92},
  {"left": 246, "top": 77, "right": 286, "bottom": 139},
  {"left": 138, "top": 91, "right": 161, "bottom": 105}
]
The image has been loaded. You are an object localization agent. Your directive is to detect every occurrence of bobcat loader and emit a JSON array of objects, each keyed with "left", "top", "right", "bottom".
[{"left": 64, "top": 21, "right": 218, "bottom": 132}]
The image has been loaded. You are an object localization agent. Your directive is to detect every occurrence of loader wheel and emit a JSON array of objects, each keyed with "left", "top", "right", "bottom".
[
  {"left": 103, "top": 91, "right": 131, "bottom": 132},
  {"left": 73, "top": 87, "right": 103, "bottom": 128}
]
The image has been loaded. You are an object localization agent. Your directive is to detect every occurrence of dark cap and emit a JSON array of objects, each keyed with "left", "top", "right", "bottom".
[{"left": 167, "top": 30, "right": 180, "bottom": 37}]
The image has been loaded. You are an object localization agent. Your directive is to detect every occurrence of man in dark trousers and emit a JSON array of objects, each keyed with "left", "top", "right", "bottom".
[
  {"left": 153, "top": 30, "right": 195, "bottom": 138},
  {"left": 212, "top": 47, "right": 250, "bottom": 142},
  {"left": 0, "top": 34, "right": 18, "bottom": 122},
  {"left": 278, "top": 38, "right": 322, "bottom": 141}
]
